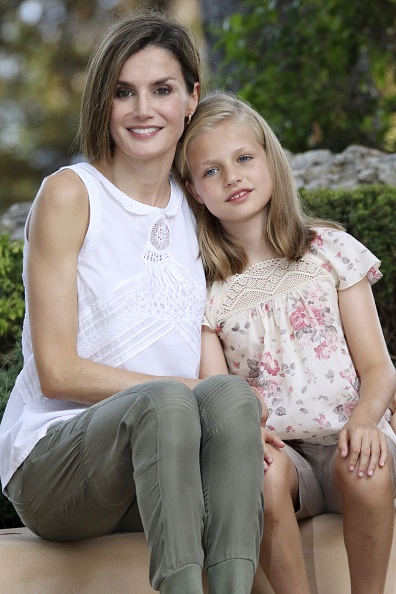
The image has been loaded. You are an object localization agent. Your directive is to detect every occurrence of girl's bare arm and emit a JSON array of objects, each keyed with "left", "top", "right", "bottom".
[{"left": 338, "top": 277, "right": 396, "bottom": 476}]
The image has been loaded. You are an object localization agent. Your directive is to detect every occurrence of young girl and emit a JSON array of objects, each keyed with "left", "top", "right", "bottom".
[{"left": 176, "top": 92, "right": 396, "bottom": 594}]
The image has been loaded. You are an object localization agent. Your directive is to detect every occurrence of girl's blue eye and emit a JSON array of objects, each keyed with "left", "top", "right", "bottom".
[
  {"left": 204, "top": 168, "right": 217, "bottom": 177},
  {"left": 239, "top": 155, "right": 251, "bottom": 163}
]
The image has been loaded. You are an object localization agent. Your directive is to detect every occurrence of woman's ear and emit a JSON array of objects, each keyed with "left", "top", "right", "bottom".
[{"left": 185, "top": 180, "right": 204, "bottom": 204}]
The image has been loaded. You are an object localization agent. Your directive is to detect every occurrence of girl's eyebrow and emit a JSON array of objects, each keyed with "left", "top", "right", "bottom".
[{"left": 196, "top": 146, "right": 257, "bottom": 168}]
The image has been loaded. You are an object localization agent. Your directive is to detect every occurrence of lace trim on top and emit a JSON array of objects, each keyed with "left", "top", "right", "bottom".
[
  {"left": 77, "top": 214, "right": 204, "bottom": 363},
  {"left": 217, "top": 257, "right": 331, "bottom": 322}
]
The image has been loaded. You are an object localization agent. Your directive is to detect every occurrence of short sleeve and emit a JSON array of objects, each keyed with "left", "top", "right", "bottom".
[{"left": 309, "top": 228, "right": 382, "bottom": 290}]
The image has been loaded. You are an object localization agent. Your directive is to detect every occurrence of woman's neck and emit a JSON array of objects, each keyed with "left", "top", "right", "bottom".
[{"left": 93, "top": 153, "right": 173, "bottom": 208}]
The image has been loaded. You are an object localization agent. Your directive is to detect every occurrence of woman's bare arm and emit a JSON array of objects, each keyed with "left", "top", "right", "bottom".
[{"left": 27, "top": 170, "right": 198, "bottom": 405}]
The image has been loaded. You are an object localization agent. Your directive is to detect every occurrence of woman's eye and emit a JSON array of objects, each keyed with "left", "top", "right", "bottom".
[
  {"left": 155, "top": 85, "right": 172, "bottom": 96},
  {"left": 115, "top": 87, "right": 132, "bottom": 99},
  {"left": 239, "top": 155, "right": 251, "bottom": 163},
  {"left": 204, "top": 168, "right": 218, "bottom": 177}
]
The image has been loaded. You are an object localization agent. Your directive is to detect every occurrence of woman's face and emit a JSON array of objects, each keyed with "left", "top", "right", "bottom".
[{"left": 109, "top": 46, "right": 199, "bottom": 165}]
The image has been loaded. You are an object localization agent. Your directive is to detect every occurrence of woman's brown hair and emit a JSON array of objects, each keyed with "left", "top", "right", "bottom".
[{"left": 76, "top": 12, "right": 202, "bottom": 162}]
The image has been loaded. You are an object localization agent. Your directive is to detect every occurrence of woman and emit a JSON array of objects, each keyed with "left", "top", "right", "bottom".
[{"left": 0, "top": 16, "right": 264, "bottom": 594}]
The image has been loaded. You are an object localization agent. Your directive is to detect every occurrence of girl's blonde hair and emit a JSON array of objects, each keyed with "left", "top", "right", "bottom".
[{"left": 175, "top": 92, "right": 342, "bottom": 283}]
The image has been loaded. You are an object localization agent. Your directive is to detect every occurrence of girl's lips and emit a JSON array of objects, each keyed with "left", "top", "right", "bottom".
[{"left": 227, "top": 189, "right": 251, "bottom": 203}]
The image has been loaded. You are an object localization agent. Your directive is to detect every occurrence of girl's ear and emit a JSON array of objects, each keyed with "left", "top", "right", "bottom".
[{"left": 185, "top": 180, "right": 204, "bottom": 204}]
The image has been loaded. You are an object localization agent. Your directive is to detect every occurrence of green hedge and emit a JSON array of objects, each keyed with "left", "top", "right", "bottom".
[
  {"left": 0, "top": 344, "right": 23, "bottom": 528},
  {"left": 303, "top": 185, "right": 396, "bottom": 362},
  {"left": 0, "top": 185, "right": 395, "bottom": 528},
  {"left": 0, "top": 234, "right": 24, "bottom": 354}
]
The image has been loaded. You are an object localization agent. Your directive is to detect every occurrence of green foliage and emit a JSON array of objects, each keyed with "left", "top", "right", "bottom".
[
  {"left": 302, "top": 185, "right": 396, "bottom": 360},
  {"left": 0, "top": 342, "right": 23, "bottom": 529},
  {"left": 213, "top": 0, "right": 396, "bottom": 153},
  {"left": 0, "top": 235, "right": 24, "bottom": 353}
]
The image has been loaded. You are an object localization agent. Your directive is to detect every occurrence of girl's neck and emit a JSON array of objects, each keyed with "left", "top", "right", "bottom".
[{"left": 223, "top": 217, "right": 278, "bottom": 269}]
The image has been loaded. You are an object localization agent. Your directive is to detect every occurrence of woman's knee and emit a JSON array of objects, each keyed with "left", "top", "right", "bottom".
[{"left": 195, "top": 375, "right": 261, "bottom": 428}]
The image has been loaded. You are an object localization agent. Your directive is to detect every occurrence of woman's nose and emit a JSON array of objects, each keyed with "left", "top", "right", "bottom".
[{"left": 135, "top": 93, "right": 154, "bottom": 119}]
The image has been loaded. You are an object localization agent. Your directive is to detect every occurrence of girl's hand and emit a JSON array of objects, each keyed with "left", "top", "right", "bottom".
[
  {"left": 261, "top": 427, "right": 285, "bottom": 471},
  {"left": 338, "top": 412, "right": 388, "bottom": 477},
  {"left": 251, "top": 387, "right": 269, "bottom": 426},
  {"left": 389, "top": 394, "right": 396, "bottom": 433}
]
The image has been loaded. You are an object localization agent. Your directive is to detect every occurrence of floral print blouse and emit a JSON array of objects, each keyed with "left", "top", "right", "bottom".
[{"left": 204, "top": 228, "right": 394, "bottom": 444}]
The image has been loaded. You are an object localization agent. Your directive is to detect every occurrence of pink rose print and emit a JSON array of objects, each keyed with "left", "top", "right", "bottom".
[
  {"left": 343, "top": 401, "right": 357, "bottom": 417},
  {"left": 311, "top": 306, "right": 324, "bottom": 325},
  {"left": 261, "top": 353, "right": 280, "bottom": 376},
  {"left": 367, "top": 265, "right": 382, "bottom": 284},
  {"left": 340, "top": 368, "right": 357, "bottom": 385},
  {"left": 285, "top": 426, "right": 296, "bottom": 433},
  {"left": 310, "top": 233, "right": 323, "bottom": 247},
  {"left": 263, "top": 377, "right": 282, "bottom": 396},
  {"left": 314, "top": 412, "right": 331, "bottom": 427},
  {"left": 290, "top": 304, "right": 323, "bottom": 331},
  {"left": 314, "top": 341, "right": 333, "bottom": 360},
  {"left": 322, "top": 261, "right": 333, "bottom": 272},
  {"left": 290, "top": 305, "right": 311, "bottom": 331}
]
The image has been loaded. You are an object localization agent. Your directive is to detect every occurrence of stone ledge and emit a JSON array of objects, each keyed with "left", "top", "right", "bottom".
[{"left": 1, "top": 513, "right": 396, "bottom": 593}]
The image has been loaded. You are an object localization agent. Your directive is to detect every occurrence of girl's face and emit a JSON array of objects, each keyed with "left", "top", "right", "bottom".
[
  {"left": 110, "top": 46, "right": 199, "bottom": 164},
  {"left": 186, "top": 119, "right": 273, "bottom": 231}
]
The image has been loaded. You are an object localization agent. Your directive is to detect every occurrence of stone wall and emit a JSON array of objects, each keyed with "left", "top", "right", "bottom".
[{"left": 1, "top": 145, "right": 396, "bottom": 240}]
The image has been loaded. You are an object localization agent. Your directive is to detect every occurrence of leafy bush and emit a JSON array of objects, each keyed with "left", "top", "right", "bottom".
[
  {"left": 303, "top": 185, "right": 396, "bottom": 361},
  {"left": 0, "top": 234, "right": 24, "bottom": 353},
  {"left": 214, "top": 0, "right": 396, "bottom": 152},
  {"left": 0, "top": 343, "right": 23, "bottom": 528}
]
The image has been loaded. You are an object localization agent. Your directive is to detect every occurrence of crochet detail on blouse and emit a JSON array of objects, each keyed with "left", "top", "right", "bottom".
[{"left": 217, "top": 257, "right": 330, "bottom": 321}]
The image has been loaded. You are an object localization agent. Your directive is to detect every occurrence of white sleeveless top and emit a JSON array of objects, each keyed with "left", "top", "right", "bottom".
[{"left": 0, "top": 163, "right": 206, "bottom": 491}]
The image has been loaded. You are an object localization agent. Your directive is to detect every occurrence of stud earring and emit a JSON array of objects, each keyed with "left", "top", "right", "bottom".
[{"left": 186, "top": 113, "right": 192, "bottom": 125}]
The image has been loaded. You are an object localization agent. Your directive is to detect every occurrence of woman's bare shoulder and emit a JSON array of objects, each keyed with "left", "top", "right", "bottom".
[{"left": 29, "top": 168, "right": 89, "bottom": 242}]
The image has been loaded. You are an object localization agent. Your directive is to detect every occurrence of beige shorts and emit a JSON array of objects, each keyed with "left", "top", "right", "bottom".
[{"left": 284, "top": 437, "right": 396, "bottom": 520}]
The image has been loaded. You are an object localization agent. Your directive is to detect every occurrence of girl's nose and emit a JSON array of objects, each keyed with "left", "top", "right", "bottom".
[{"left": 225, "top": 166, "right": 241, "bottom": 186}]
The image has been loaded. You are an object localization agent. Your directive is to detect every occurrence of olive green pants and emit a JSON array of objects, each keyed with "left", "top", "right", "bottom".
[{"left": 7, "top": 375, "right": 264, "bottom": 593}]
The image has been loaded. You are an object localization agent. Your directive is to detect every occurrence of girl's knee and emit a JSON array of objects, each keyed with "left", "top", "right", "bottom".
[
  {"left": 265, "top": 447, "right": 297, "bottom": 492},
  {"left": 333, "top": 454, "right": 393, "bottom": 501}
]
